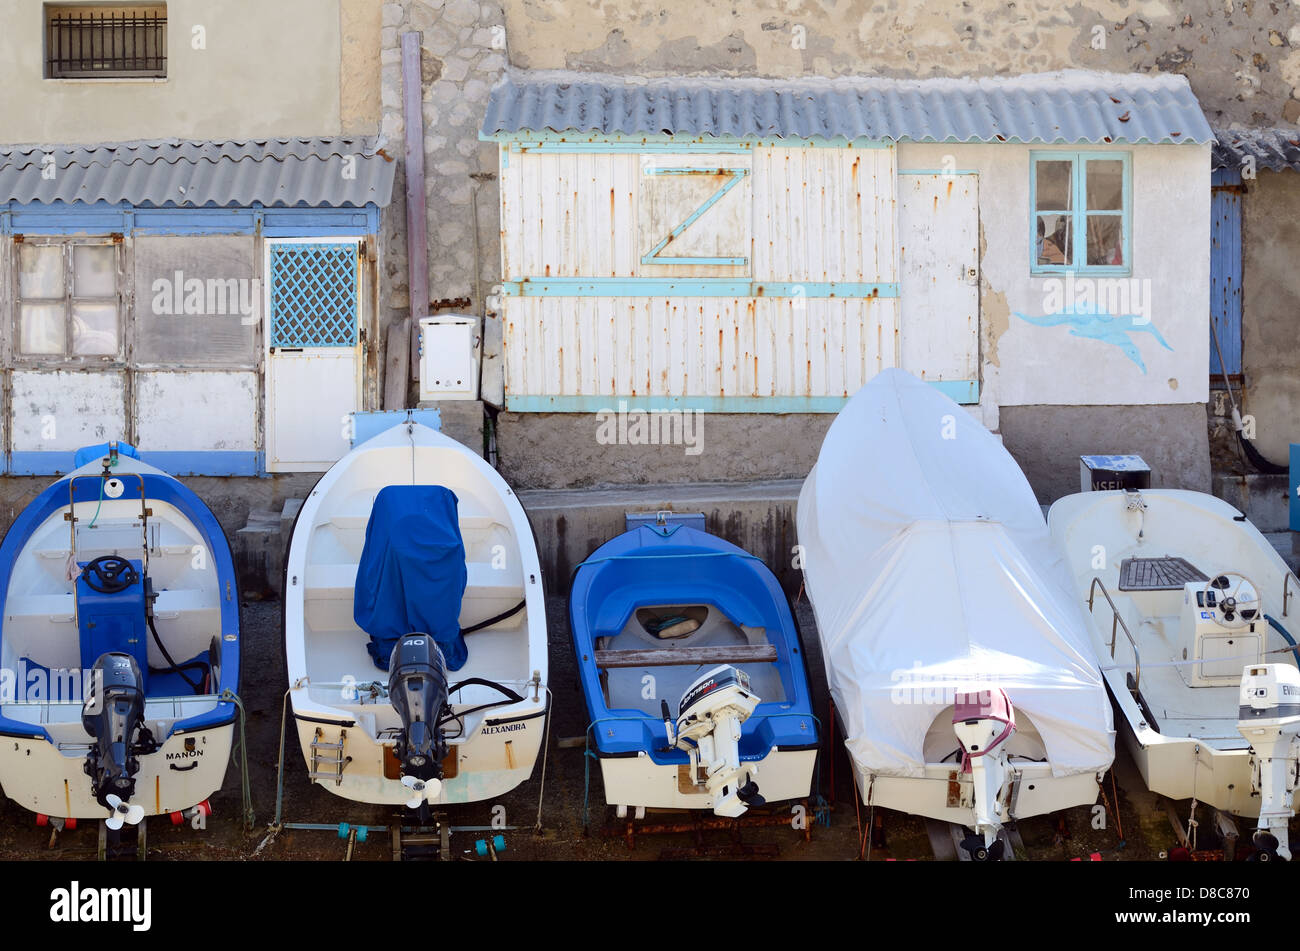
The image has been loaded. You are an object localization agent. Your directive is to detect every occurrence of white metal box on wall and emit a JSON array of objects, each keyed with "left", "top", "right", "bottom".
[{"left": 419, "top": 315, "right": 480, "bottom": 401}]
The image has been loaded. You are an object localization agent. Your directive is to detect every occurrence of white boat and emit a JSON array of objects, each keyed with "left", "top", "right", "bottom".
[
  {"left": 0, "top": 442, "right": 241, "bottom": 829},
  {"left": 797, "top": 370, "right": 1115, "bottom": 859},
  {"left": 284, "top": 419, "right": 548, "bottom": 810},
  {"left": 1049, "top": 488, "right": 1300, "bottom": 860}
]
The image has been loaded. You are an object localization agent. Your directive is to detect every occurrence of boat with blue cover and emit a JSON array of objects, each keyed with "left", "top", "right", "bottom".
[
  {"left": 0, "top": 441, "right": 240, "bottom": 830},
  {"left": 570, "top": 519, "right": 818, "bottom": 819},
  {"left": 283, "top": 419, "right": 548, "bottom": 810}
]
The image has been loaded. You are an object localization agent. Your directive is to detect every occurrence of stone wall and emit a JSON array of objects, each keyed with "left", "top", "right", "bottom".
[
  {"left": 505, "top": 0, "right": 1300, "bottom": 128},
  {"left": 379, "top": 0, "right": 506, "bottom": 402},
  {"left": 1241, "top": 169, "right": 1300, "bottom": 466}
]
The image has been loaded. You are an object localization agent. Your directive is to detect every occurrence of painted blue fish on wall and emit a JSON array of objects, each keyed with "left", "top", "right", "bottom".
[{"left": 1012, "top": 310, "right": 1173, "bottom": 374}]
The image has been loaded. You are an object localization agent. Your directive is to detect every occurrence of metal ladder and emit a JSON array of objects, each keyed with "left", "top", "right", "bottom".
[{"left": 308, "top": 728, "right": 348, "bottom": 785}]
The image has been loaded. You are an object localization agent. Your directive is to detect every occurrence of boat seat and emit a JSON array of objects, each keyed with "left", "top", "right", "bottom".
[
  {"left": 305, "top": 562, "right": 523, "bottom": 601},
  {"left": 328, "top": 505, "right": 505, "bottom": 534},
  {"left": 5, "top": 592, "right": 77, "bottom": 619},
  {"left": 594, "top": 645, "right": 778, "bottom": 669}
]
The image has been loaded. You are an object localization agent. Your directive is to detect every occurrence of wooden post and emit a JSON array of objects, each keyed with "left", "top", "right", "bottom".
[{"left": 398, "top": 30, "right": 429, "bottom": 408}]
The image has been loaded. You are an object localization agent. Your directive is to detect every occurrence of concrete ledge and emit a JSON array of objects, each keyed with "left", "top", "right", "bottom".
[
  {"left": 1214, "top": 472, "right": 1290, "bottom": 533},
  {"left": 518, "top": 479, "right": 804, "bottom": 595}
]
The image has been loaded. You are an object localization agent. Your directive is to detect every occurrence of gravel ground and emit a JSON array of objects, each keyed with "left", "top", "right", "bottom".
[{"left": 0, "top": 593, "right": 1178, "bottom": 862}]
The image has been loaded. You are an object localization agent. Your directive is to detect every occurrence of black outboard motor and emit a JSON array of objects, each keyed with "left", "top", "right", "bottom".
[
  {"left": 388, "top": 634, "right": 450, "bottom": 782},
  {"left": 82, "top": 652, "right": 152, "bottom": 808}
]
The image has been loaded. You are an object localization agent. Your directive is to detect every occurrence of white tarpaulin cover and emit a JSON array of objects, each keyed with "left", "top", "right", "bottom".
[{"left": 797, "top": 369, "right": 1114, "bottom": 778}]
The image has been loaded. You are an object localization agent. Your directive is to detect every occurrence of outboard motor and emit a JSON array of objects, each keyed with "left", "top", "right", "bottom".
[
  {"left": 388, "top": 634, "right": 450, "bottom": 809},
  {"left": 82, "top": 653, "right": 151, "bottom": 811},
  {"left": 1237, "top": 663, "right": 1300, "bottom": 861},
  {"left": 952, "top": 687, "right": 1017, "bottom": 861},
  {"left": 663, "top": 664, "right": 764, "bottom": 818}
]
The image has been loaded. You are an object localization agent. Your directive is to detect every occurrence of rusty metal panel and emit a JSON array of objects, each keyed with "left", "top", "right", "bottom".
[
  {"left": 499, "top": 143, "right": 900, "bottom": 404},
  {"left": 10, "top": 369, "right": 125, "bottom": 451},
  {"left": 752, "top": 146, "right": 896, "bottom": 283},
  {"left": 503, "top": 296, "right": 898, "bottom": 400},
  {"left": 134, "top": 370, "right": 258, "bottom": 452},
  {"left": 899, "top": 173, "right": 979, "bottom": 382}
]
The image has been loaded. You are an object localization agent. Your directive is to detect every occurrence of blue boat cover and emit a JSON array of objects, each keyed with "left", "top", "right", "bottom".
[{"left": 354, "top": 485, "right": 468, "bottom": 671}]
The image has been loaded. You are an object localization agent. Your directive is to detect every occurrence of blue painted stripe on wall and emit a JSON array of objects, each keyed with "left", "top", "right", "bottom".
[
  {"left": 3, "top": 202, "right": 380, "bottom": 236},
  {"left": 502, "top": 278, "right": 900, "bottom": 299},
  {"left": 507, "top": 381, "right": 978, "bottom": 413},
  {"left": 8, "top": 450, "right": 262, "bottom": 477}
]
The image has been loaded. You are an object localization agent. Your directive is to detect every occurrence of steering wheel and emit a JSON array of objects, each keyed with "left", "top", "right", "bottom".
[
  {"left": 1201, "top": 571, "right": 1261, "bottom": 629},
  {"left": 82, "top": 555, "right": 139, "bottom": 594}
]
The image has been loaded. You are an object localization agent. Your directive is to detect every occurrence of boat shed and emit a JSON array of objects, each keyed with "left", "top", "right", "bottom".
[
  {"left": 481, "top": 70, "right": 1215, "bottom": 496},
  {"left": 0, "top": 138, "right": 395, "bottom": 476}
]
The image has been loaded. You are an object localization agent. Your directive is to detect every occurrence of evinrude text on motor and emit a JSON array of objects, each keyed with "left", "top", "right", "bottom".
[{"left": 661, "top": 665, "right": 765, "bottom": 818}]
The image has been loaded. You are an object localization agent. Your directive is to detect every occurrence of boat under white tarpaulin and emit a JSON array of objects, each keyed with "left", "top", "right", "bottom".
[{"left": 796, "top": 369, "right": 1114, "bottom": 782}]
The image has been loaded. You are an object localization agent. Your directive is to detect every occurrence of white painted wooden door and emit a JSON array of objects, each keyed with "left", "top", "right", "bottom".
[
  {"left": 898, "top": 174, "right": 979, "bottom": 387},
  {"left": 264, "top": 239, "right": 361, "bottom": 472}
]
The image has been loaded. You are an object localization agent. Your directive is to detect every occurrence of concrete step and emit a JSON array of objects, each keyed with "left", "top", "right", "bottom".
[
  {"left": 517, "top": 479, "right": 803, "bottom": 596},
  {"left": 1213, "top": 472, "right": 1290, "bottom": 533},
  {"left": 232, "top": 498, "right": 306, "bottom": 599}
]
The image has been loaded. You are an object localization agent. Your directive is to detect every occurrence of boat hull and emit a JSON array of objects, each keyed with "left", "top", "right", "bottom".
[
  {"left": 597, "top": 746, "right": 818, "bottom": 812},
  {"left": 0, "top": 722, "right": 232, "bottom": 819},
  {"left": 290, "top": 696, "right": 547, "bottom": 805},
  {"left": 1108, "top": 670, "right": 1265, "bottom": 818},
  {"left": 858, "top": 764, "right": 1103, "bottom": 824}
]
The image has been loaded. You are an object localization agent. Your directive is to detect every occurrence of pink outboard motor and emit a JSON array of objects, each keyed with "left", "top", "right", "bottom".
[{"left": 952, "top": 688, "right": 1017, "bottom": 861}]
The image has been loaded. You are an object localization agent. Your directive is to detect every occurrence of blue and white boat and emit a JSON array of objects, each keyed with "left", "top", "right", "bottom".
[
  {"left": 570, "top": 520, "right": 818, "bottom": 819},
  {"left": 0, "top": 441, "right": 240, "bottom": 829}
]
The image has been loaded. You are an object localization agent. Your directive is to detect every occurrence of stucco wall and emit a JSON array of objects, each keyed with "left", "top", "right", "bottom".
[
  {"left": 0, "top": 0, "right": 346, "bottom": 142},
  {"left": 342, "top": 0, "right": 383, "bottom": 135},
  {"left": 898, "top": 141, "right": 1212, "bottom": 423},
  {"left": 1241, "top": 169, "right": 1300, "bottom": 465},
  {"left": 504, "top": 0, "right": 1300, "bottom": 127},
  {"left": 1000, "top": 402, "right": 1212, "bottom": 502}
]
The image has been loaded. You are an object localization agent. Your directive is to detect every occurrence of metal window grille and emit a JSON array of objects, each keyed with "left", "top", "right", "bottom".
[
  {"left": 269, "top": 244, "right": 358, "bottom": 348},
  {"left": 45, "top": 6, "right": 168, "bottom": 79}
]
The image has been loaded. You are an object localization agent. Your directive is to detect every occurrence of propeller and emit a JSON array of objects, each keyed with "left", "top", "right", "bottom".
[
  {"left": 1247, "top": 831, "right": 1286, "bottom": 862},
  {"left": 104, "top": 794, "right": 145, "bottom": 831},
  {"left": 400, "top": 774, "right": 442, "bottom": 809}
]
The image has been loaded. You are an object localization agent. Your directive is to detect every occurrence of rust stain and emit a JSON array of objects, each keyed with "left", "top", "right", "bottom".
[{"left": 946, "top": 180, "right": 954, "bottom": 198}]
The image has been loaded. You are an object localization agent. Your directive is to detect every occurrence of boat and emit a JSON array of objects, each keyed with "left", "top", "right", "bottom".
[
  {"left": 1049, "top": 487, "right": 1300, "bottom": 860},
  {"left": 569, "top": 517, "right": 819, "bottom": 820},
  {"left": 0, "top": 441, "right": 240, "bottom": 830},
  {"left": 283, "top": 417, "right": 548, "bottom": 811},
  {"left": 796, "top": 369, "right": 1115, "bottom": 859}
]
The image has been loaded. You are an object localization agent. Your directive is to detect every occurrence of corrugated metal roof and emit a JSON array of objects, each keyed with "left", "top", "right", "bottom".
[
  {"left": 483, "top": 69, "right": 1213, "bottom": 146},
  {"left": 0, "top": 137, "right": 396, "bottom": 207},
  {"left": 1213, "top": 127, "right": 1300, "bottom": 172}
]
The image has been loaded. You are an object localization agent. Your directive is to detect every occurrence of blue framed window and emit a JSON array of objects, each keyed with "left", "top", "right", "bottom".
[{"left": 1030, "top": 151, "right": 1131, "bottom": 275}]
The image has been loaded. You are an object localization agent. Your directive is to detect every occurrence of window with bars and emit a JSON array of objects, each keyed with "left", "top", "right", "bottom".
[
  {"left": 45, "top": 5, "right": 167, "bottom": 79},
  {"left": 14, "top": 239, "right": 122, "bottom": 359}
]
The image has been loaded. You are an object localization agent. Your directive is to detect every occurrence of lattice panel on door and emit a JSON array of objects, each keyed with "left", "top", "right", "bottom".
[{"left": 269, "top": 243, "right": 358, "bottom": 347}]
